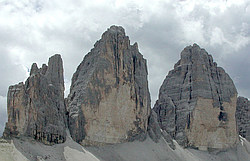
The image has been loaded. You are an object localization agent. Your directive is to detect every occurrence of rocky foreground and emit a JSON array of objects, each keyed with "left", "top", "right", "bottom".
[
  {"left": 0, "top": 134, "right": 250, "bottom": 161},
  {"left": 1, "top": 26, "right": 250, "bottom": 161}
]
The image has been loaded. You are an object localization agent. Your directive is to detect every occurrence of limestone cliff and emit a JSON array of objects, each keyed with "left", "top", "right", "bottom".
[
  {"left": 66, "top": 26, "right": 151, "bottom": 145},
  {"left": 236, "top": 96, "right": 250, "bottom": 141},
  {"left": 154, "top": 44, "right": 238, "bottom": 150},
  {"left": 3, "top": 54, "right": 66, "bottom": 145}
]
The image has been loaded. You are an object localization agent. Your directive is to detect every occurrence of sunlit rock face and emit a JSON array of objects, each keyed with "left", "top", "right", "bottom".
[
  {"left": 154, "top": 44, "right": 238, "bottom": 151},
  {"left": 236, "top": 96, "right": 250, "bottom": 141},
  {"left": 3, "top": 54, "right": 66, "bottom": 145},
  {"left": 67, "top": 26, "right": 151, "bottom": 145}
]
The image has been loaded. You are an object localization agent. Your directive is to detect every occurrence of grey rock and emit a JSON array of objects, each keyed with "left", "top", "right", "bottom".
[
  {"left": 147, "top": 110, "right": 175, "bottom": 149},
  {"left": 30, "top": 63, "right": 39, "bottom": 76},
  {"left": 3, "top": 54, "right": 66, "bottom": 145},
  {"left": 154, "top": 96, "right": 176, "bottom": 138},
  {"left": 236, "top": 96, "right": 250, "bottom": 141},
  {"left": 154, "top": 44, "right": 238, "bottom": 150},
  {"left": 161, "top": 129, "right": 175, "bottom": 150},
  {"left": 147, "top": 111, "right": 162, "bottom": 143},
  {"left": 67, "top": 25, "right": 151, "bottom": 145}
]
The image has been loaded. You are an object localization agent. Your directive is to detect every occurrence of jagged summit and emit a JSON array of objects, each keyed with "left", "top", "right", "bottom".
[
  {"left": 2, "top": 25, "right": 249, "bottom": 157},
  {"left": 168, "top": 43, "right": 237, "bottom": 104},
  {"left": 93, "top": 25, "right": 138, "bottom": 54},
  {"left": 100, "top": 25, "right": 126, "bottom": 43},
  {"left": 46, "top": 54, "right": 65, "bottom": 93},
  {"left": 67, "top": 25, "right": 151, "bottom": 145},
  {"left": 154, "top": 44, "right": 238, "bottom": 150},
  {"left": 30, "top": 63, "right": 39, "bottom": 75},
  {"left": 105, "top": 25, "right": 126, "bottom": 35},
  {"left": 3, "top": 54, "right": 66, "bottom": 145}
]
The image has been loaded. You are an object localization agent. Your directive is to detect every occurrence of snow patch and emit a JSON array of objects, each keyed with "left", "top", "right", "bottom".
[{"left": 239, "top": 135, "right": 246, "bottom": 146}]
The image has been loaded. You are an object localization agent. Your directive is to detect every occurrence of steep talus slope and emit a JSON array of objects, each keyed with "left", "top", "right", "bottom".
[
  {"left": 67, "top": 26, "right": 151, "bottom": 145},
  {"left": 154, "top": 44, "right": 238, "bottom": 150},
  {"left": 3, "top": 54, "right": 66, "bottom": 145},
  {"left": 1, "top": 135, "right": 250, "bottom": 161},
  {"left": 236, "top": 96, "right": 250, "bottom": 141}
]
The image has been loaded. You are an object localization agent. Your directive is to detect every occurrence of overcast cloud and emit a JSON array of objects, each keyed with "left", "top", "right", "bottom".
[{"left": 0, "top": 0, "right": 249, "bottom": 136}]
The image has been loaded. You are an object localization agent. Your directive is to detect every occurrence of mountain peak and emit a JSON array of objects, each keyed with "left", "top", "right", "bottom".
[
  {"left": 154, "top": 44, "right": 238, "bottom": 150},
  {"left": 67, "top": 25, "right": 150, "bottom": 145},
  {"left": 109, "top": 25, "right": 125, "bottom": 34},
  {"left": 101, "top": 25, "right": 126, "bottom": 40}
]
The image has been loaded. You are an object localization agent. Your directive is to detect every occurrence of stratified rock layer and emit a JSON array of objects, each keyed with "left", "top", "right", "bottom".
[
  {"left": 3, "top": 54, "right": 66, "bottom": 145},
  {"left": 236, "top": 96, "right": 250, "bottom": 141},
  {"left": 154, "top": 44, "right": 238, "bottom": 150},
  {"left": 67, "top": 26, "right": 151, "bottom": 145}
]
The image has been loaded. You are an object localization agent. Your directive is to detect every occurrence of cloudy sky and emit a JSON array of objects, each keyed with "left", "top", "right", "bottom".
[{"left": 0, "top": 0, "right": 249, "bottom": 136}]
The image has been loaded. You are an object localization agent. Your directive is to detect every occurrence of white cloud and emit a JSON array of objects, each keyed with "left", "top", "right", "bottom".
[{"left": 210, "top": 27, "right": 226, "bottom": 46}]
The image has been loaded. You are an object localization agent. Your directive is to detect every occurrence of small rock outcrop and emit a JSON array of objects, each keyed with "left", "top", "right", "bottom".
[
  {"left": 67, "top": 26, "right": 151, "bottom": 145},
  {"left": 147, "top": 110, "right": 175, "bottom": 149},
  {"left": 154, "top": 44, "right": 238, "bottom": 150},
  {"left": 3, "top": 54, "right": 66, "bottom": 145},
  {"left": 236, "top": 96, "right": 250, "bottom": 141}
]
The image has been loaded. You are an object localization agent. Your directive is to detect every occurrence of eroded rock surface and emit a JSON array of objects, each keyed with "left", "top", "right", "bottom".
[
  {"left": 147, "top": 110, "right": 175, "bottom": 149},
  {"left": 67, "top": 26, "right": 151, "bottom": 145},
  {"left": 154, "top": 44, "right": 238, "bottom": 150},
  {"left": 3, "top": 54, "right": 66, "bottom": 145},
  {"left": 236, "top": 96, "right": 250, "bottom": 141}
]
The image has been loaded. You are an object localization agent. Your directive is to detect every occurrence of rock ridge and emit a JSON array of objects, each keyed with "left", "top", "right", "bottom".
[
  {"left": 67, "top": 25, "right": 151, "bottom": 145},
  {"left": 2, "top": 26, "right": 247, "bottom": 151},
  {"left": 3, "top": 54, "right": 66, "bottom": 145},
  {"left": 154, "top": 44, "right": 239, "bottom": 150}
]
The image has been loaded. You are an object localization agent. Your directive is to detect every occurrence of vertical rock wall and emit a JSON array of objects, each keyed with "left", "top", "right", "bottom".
[
  {"left": 154, "top": 44, "right": 238, "bottom": 150},
  {"left": 236, "top": 96, "right": 250, "bottom": 141},
  {"left": 67, "top": 26, "right": 151, "bottom": 145},
  {"left": 3, "top": 54, "right": 66, "bottom": 145}
]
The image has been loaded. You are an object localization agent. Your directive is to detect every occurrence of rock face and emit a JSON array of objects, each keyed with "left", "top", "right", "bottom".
[
  {"left": 154, "top": 44, "right": 238, "bottom": 150},
  {"left": 3, "top": 54, "right": 66, "bottom": 145},
  {"left": 147, "top": 110, "right": 175, "bottom": 149},
  {"left": 236, "top": 96, "right": 250, "bottom": 141},
  {"left": 67, "top": 26, "right": 151, "bottom": 145}
]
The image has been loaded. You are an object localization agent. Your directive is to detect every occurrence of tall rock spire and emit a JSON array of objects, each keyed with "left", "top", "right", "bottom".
[
  {"left": 67, "top": 25, "right": 151, "bottom": 145},
  {"left": 3, "top": 54, "right": 66, "bottom": 145},
  {"left": 154, "top": 44, "right": 238, "bottom": 150}
]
